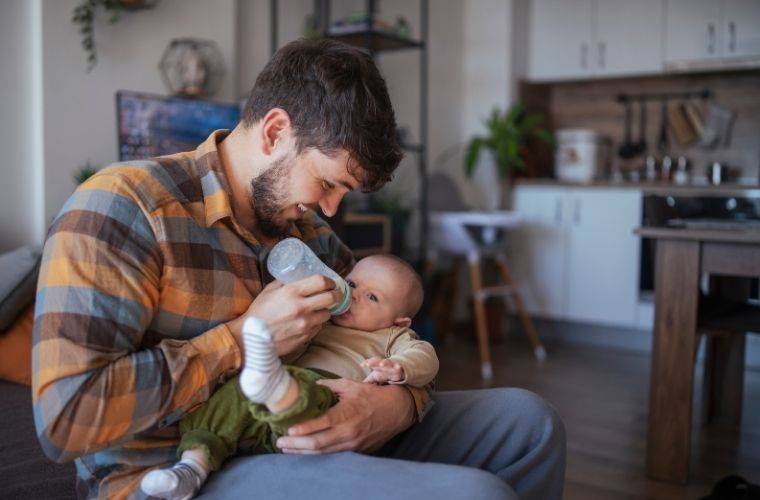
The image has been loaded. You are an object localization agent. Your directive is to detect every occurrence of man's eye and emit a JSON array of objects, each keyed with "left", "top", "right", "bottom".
[
  {"left": 322, "top": 179, "right": 334, "bottom": 190},
  {"left": 346, "top": 280, "right": 356, "bottom": 288},
  {"left": 368, "top": 293, "right": 378, "bottom": 302}
]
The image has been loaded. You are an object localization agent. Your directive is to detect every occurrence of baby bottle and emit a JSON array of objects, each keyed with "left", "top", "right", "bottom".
[{"left": 266, "top": 238, "right": 352, "bottom": 315}]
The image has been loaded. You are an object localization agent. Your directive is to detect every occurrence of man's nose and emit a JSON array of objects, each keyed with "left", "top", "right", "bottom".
[{"left": 319, "top": 191, "right": 344, "bottom": 217}]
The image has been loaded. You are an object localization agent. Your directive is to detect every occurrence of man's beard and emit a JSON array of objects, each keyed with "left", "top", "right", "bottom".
[{"left": 250, "top": 155, "right": 294, "bottom": 239}]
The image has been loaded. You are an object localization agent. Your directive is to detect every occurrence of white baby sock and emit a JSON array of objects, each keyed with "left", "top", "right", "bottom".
[
  {"left": 140, "top": 456, "right": 208, "bottom": 500},
  {"left": 238, "top": 317, "right": 291, "bottom": 407}
]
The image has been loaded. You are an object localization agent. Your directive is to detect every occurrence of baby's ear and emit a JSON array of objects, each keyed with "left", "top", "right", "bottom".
[{"left": 393, "top": 316, "right": 412, "bottom": 328}]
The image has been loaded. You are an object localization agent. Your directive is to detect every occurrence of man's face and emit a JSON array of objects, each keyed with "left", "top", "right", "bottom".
[
  {"left": 331, "top": 258, "right": 409, "bottom": 332},
  {"left": 250, "top": 146, "right": 361, "bottom": 238}
]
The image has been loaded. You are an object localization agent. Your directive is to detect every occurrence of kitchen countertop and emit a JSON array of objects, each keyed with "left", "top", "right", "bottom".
[
  {"left": 636, "top": 225, "right": 760, "bottom": 243},
  {"left": 515, "top": 178, "right": 760, "bottom": 197}
]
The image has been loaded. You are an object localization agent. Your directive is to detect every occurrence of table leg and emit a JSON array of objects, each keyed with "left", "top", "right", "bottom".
[
  {"left": 647, "top": 239, "right": 701, "bottom": 484},
  {"left": 703, "top": 333, "right": 746, "bottom": 427}
]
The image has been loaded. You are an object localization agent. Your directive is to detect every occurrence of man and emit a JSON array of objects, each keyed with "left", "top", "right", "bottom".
[{"left": 33, "top": 39, "right": 565, "bottom": 500}]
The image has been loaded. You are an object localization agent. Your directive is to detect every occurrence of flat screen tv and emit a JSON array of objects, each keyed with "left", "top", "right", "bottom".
[{"left": 116, "top": 90, "right": 241, "bottom": 161}]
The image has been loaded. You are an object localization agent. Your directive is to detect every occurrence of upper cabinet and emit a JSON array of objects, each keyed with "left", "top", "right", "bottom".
[
  {"left": 527, "top": 0, "right": 665, "bottom": 81},
  {"left": 664, "top": 0, "right": 760, "bottom": 69}
]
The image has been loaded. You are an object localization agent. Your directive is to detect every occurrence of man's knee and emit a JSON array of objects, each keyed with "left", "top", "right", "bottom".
[
  {"left": 482, "top": 388, "right": 566, "bottom": 453},
  {"left": 439, "top": 465, "right": 517, "bottom": 499}
]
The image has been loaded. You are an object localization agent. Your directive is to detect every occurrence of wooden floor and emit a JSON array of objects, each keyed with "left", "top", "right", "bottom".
[{"left": 434, "top": 328, "right": 760, "bottom": 500}]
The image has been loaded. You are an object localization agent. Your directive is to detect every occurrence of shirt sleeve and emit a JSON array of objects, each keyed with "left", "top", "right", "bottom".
[
  {"left": 386, "top": 327, "right": 440, "bottom": 388},
  {"left": 32, "top": 172, "right": 240, "bottom": 463}
]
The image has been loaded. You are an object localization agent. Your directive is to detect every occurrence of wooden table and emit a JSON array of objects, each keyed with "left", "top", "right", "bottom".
[{"left": 636, "top": 226, "right": 760, "bottom": 484}]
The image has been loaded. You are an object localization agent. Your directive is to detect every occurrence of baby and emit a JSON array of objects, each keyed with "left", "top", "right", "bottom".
[{"left": 141, "top": 253, "right": 438, "bottom": 500}]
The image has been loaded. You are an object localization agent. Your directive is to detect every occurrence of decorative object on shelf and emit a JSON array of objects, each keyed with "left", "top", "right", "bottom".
[
  {"left": 73, "top": 161, "right": 100, "bottom": 185},
  {"left": 464, "top": 103, "right": 553, "bottom": 208},
  {"left": 72, "top": 0, "right": 159, "bottom": 72},
  {"left": 303, "top": 14, "right": 321, "bottom": 39},
  {"left": 159, "top": 38, "right": 225, "bottom": 98},
  {"left": 392, "top": 16, "right": 411, "bottom": 39}
]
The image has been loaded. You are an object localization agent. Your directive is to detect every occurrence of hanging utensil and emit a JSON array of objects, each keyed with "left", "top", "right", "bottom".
[
  {"left": 668, "top": 101, "right": 698, "bottom": 147},
  {"left": 701, "top": 102, "right": 736, "bottom": 149},
  {"left": 618, "top": 99, "right": 636, "bottom": 159},
  {"left": 633, "top": 100, "right": 647, "bottom": 156},
  {"left": 657, "top": 99, "right": 669, "bottom": 155}
]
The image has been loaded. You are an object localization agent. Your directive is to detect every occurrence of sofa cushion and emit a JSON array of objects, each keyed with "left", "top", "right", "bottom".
[
  {"left": 0, "top": 245, "right": 41, "bottom": 332},
  {"left": 0, "top": 303, "right": 34, "bottom": 385}
]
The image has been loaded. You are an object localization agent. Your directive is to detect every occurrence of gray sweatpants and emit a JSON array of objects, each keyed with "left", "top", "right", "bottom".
[{"left": 197, "top": 388, "right": 566, "bottom": 500}]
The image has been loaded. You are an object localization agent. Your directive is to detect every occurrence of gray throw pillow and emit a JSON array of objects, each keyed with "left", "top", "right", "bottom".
[{"left": 0, "top": 245, "right": 42, "bottom": 332}]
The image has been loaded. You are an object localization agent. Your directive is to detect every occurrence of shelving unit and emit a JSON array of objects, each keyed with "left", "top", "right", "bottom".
[{"left": 271, "top": 0, "right": 429, "bottom": 266}]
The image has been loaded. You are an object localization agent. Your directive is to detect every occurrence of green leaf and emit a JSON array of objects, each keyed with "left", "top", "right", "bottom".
[
  {"left": 532, "top": 128, "right": 556, "bottom": 148},
  {"left": 464, "top": 137, "right": 484, "bottom": 178}
]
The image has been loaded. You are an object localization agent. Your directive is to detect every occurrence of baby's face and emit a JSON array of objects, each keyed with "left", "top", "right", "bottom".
[{"left": 331, "top": 258, "right": 409, "bottom": 332}]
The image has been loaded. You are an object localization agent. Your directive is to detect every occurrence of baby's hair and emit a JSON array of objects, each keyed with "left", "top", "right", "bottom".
[{"left": 359, "top": 253, "right": 424, "bottom": 318}]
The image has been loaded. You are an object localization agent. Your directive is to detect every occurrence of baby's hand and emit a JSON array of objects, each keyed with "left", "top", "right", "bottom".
[{"left": 361, "top": 357, "right": 405, "bottom": 384}]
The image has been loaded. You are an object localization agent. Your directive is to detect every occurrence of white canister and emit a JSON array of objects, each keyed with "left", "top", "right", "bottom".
[{"left": 555, "top": 129, "right": 607, "bottom": 183}]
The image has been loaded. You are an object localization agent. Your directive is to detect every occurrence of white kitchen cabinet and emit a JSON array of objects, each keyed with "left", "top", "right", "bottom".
[
  {"left": 527, "top": 0, "right": 664, "bottom": 81},
  {"left": 510, "top": 186, "right": 567, "bottom": 317},
  {"left": 510, "top": 185, "right": 642, "bottom": 327},
  {"left": 664, "top": 0, "right": 760, "bottom": 67}
]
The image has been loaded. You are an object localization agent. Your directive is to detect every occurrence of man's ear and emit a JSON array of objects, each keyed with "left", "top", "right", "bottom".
[
  {"left": 259, "top": 108, "right": 291, "bottom": 156},
  {"left": 393, "top": 316, "right": 412, "bottom": 328}
]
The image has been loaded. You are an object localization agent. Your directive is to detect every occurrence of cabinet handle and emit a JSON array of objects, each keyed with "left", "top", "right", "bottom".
[
  {"left": 580, "top": 43, "right": 588, "bottom": 69},
  {"left": 728, "top": 21, "right": 736, "bottom": 52},
  {"left": 707, "top": 23, "right": 716, "bottom": 54},
  {"left": 554, "top": 197, "right": 563, "bottom": 224},
  {"left": 573, "top": 199, "right": 581, "bottom": 225},
  {"left": 597, "top": 41, "right": 606, "bottom": 68}
]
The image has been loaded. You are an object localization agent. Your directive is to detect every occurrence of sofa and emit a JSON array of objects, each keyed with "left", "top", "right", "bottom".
[{"left": 0, "top": 245, "right": 77, "bottom": 499}]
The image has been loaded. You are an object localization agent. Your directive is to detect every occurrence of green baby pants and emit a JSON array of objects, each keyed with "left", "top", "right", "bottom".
[{"left": 177, "top": 366, "right": 338, "bottom": 471}]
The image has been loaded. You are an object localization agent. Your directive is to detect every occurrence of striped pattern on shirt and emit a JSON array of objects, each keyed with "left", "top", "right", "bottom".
[{"left": 32, "top": 130, "right": 357, "bottom": 499}]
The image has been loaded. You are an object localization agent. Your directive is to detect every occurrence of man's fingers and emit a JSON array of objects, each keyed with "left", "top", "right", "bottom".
[
  {"left": 292, "top": 274, "right": 337, "bottom": 296},
  {"left": 262, "top": 280, "right": 284, "bottom": 290},
  {"left": 302, "top": 289, "right": 343, "bottom": 312},
  {"left": 286, "top": 413, "right": 333, "bottom": 437}
]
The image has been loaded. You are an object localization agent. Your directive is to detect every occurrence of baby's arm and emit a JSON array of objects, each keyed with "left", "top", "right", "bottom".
[{"left": 363, "top": 328, "right": 439, "bottom": 387}]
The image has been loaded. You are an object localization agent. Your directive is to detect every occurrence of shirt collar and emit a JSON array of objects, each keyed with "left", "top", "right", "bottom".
[{"left": 194, "top": 130, "right": 235, "bottom": 228}]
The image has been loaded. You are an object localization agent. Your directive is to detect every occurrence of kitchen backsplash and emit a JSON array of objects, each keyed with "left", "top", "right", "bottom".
[{"left": 523, "top": 70, "right": 760, "bottom": 184}]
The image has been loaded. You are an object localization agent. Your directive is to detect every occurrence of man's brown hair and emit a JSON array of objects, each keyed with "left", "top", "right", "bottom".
[{"left": 241, "top": 38, "right": 403, "bottom": 192}]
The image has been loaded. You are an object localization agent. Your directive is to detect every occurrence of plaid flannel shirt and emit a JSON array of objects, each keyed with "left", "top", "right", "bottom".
[{"left": 33, "top": 131, "right": 429, "bottom": 499}]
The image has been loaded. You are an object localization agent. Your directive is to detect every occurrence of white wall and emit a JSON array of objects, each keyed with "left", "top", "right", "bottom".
[
  {"left": 39, "top": 0, "right": 238, "bottom": 228},
  {"left": 0, "top": 0, "right": 45, "bottom": 252},
  {"left": 236, "top": 0, "right": 273, "bottom": 96}
]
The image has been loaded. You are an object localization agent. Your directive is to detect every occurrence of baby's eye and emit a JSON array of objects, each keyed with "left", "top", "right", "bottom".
[
  {"left": 346, "top": 279, "right": 356, "bottom": 288},
  {"left": 368, "top": 293, "right": 378, "bottom": 302},
  {"left": 322, "top": 179, "right": 334, "bottom": 190}
]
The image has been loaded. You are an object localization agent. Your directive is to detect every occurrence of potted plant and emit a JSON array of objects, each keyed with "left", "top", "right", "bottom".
[
  {"left": 73, "top": 161, "right": 100, "bottom": 185},
  {"left": 72, "top": 0, "right": 159, "bottom": 71},
  {"left": 464, "top": 103, "right": 554, "bottom": 208}
]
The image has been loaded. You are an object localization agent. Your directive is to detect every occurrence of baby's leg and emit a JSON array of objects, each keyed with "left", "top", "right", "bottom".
[
  {"left": 140, "top": 448, "right": 209, "bottom": 500},
  {"left": 239, "top": 317, "right": 300, "bottom": 412}
]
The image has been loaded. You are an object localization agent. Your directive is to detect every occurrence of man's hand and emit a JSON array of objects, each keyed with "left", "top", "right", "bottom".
[
  {"left": 361, "top": 357, "right": 405, "bottom": 384},
  {"left": 227, "top": 275, "right": 341, "bottom": 356},
  {"left": 276, "top": 378, "right": 415, "bottom": 454}
]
